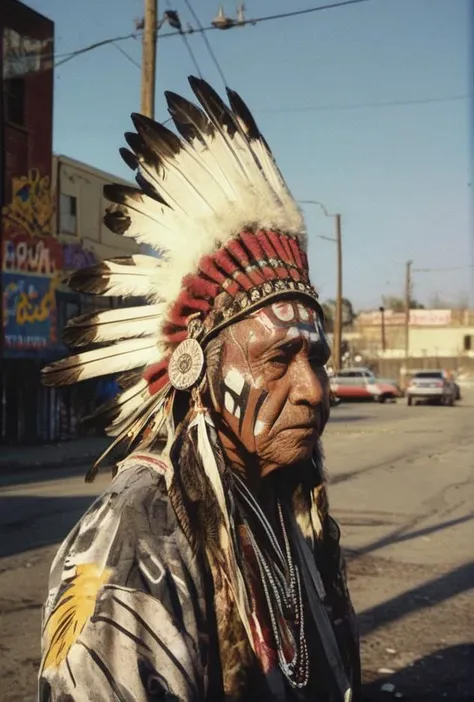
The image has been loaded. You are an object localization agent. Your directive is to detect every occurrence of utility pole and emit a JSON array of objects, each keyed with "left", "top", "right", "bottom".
[
  {"left": 404, "top": 260, "right": 412, "bottom": 360},
  {"left": 333, "top": 213, "right": 343, "bottom": 373},
  {"left": 141, "top": 0, "right": 158, "bottom": 118},
  {"left": 379, "top": 306, "right": 386, "bottom": 352},
  {"left": 296, "top": 200, "right": 344, "bottom": 373}
]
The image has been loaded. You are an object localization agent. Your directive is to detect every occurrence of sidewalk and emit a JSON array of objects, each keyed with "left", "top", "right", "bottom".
[{"left": 0, "top": 436, "right": 110, "bottom": 473}]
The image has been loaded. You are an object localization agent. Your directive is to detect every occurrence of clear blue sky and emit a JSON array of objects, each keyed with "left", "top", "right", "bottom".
[{"left": 25, "top": 0, "right": 472, "bottom": 310}]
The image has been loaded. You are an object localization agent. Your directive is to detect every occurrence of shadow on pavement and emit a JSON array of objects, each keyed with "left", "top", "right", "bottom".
[
  {"left": 0, "top": 495, "right": 96, "bottom": 558},
  {"left": 355, "top": 562, "right": 474, "bottom": 701},
  {"left": 352, "top": 513, "right": 474, "bottom": 559},
  {"left": 357, "top": 561, "right": 474, "bottom": 638},
  {"left": 361, "top": 643, "right": 474, "bottom": 701},
  {"left": 0, "top": 463, "right": 113, "bottom": 490}
]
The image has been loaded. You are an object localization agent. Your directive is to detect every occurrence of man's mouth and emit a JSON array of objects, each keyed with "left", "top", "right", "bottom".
[{"left": 289, "top": 421, "right": 320, "bottom": 432}]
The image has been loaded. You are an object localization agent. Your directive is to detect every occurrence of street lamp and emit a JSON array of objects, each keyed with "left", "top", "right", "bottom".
[{"left": 298, "top": 200, "right": 343, "bottom": 373}]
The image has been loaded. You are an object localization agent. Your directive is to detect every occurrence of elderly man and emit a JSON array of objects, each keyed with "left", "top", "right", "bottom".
[{"left": 40, "top": 77, "right": 360, "bottom": 702}]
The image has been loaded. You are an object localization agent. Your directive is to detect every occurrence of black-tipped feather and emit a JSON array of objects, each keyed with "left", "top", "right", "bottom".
[
  {"left": 226, "top": 88, "right": 260, "bottom": 141},
  {"left": 125, "top": 131, "right": 161, "bottom": 171},
  {"left": 81, "top": 397, "right": 123, "bottom": 433},
  {"left": 165, "top": 90, "right": 213, "bottom": 143},
  {"left": 135, "top": 172, "right": 168, "bottom": 205},
  {"left": 65, "top": 263, "right": 112, "bottom": 295},
  {"left": 42, "top": 338, "right": 154, "bottom": 387},
  {"left": 118, "top": 370, "right": 143, "bottom": 390},
  {"left": 131, "top": 113, "right": 182, "bottom": 159},
  {"left": 104, "top": 183, "right": 142, "bottom": 206},
  {"left": 103, "top": 208, "right": 132, "bottom": 237},
  {"left": 188, "top": 76, "right": 238, "bottom": 138},
  {"left": 63, "top": 311, "right": 101, "bottom": 348},
  {"left": 119, "top": 147, "right": 138, "bottom": 171},
  {"left": 65, "top": 257, "right": 137, "bottom": 295},
  {"left": 63, "top": 304, "right": 159, "bottom": 348}
]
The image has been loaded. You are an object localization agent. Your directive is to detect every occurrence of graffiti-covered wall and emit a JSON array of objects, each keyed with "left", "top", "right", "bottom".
[
  {"left": 1, "top": 1, "right": 57, "bottom": 358},
  {"left": 2, "top": 169, "right": 60, "bottom": 352},
  {"left": 1, "top": 168, "right": 99, "bottom": 353}
]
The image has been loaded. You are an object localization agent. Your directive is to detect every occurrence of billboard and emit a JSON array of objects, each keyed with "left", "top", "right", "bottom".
[{"left": 358, "top": 309, "right": 452, "bottom": 327}]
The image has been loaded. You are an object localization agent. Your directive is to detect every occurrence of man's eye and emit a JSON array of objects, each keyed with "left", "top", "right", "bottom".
[
  {"left": 270, "top": 355, "right": 288, "bottom": 364},
  {"left": 268, "top": 354, "right": 288, "bottom": 366}
]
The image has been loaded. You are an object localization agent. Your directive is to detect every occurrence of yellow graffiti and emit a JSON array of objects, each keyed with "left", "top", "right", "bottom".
[
  {"left": 9, "top": 275, "right": 59, "bottom": 327},
  {"left": 2, "top": 168, "right": 55, "bottom": 239}
]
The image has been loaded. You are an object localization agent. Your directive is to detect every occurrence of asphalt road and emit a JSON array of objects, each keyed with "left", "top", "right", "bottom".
[{"left": 1, "top": 393, "right": 473, "bottom": 701}]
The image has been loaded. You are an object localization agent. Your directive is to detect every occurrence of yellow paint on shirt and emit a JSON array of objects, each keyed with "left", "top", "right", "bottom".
[{"left": 42, "top": 563, "right": 111, "bottom": 670}]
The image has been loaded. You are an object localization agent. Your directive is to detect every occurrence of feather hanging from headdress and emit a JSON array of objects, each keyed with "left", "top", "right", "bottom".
[{"left": 188, "top": 410, "right": 254, "bottom": 649}]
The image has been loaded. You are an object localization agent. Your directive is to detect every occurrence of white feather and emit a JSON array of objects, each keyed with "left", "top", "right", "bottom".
[
  {"left": 46, "top": 338, "right": 159, "bottom": 385},
  {"left": 96, "top": 259, "right": 164, "bottom": 299},
  {"left": 189, "top": 410, "right": 254, "bottom": 649},
  {"left": 66, "top": 304, "right": 164, "bottom": 346}
]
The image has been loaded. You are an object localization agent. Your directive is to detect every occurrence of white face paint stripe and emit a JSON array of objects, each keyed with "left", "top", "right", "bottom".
[
  {"left": 287, "top": 327, "right": 300, "bottom": 339},
  {"left": 224, "top": 368, "right": 245, "bottom": 395},
  {"left": 224, "top": 391, "right": 235, "bottom": 415},
  {"left": 297, "top": 303, "right": 310, "bottom": 321},
  {"left": 272, "top": 301, "right": 295, "bottom": 322}
]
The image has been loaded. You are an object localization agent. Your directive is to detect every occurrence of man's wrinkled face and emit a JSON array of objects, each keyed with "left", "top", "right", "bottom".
[{"left": 206, "top": 300, "right": 331, "bottom": 476}]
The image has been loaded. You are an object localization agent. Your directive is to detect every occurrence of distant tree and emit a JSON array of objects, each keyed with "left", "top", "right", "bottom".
[
  {"left": 429, "top": 292, "right": 468, "bottom": 309},
  {"left": 322, "top": 298, "right": 356, "bottom": 331},
  {"left": 382, "top": 295, "right": 425, "bottom": 312}
]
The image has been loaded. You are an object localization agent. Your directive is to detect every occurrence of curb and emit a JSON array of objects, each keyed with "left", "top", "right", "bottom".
[{"left": 0, "top": 440, "right": 111, "bottom": 476}]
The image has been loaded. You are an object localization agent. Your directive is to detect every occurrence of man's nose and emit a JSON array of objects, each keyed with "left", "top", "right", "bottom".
[{"left": 288, "top": 358, "right": 324, "bottom": 406}]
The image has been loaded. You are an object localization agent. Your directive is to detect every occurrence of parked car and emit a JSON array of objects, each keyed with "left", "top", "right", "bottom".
[
  {"left": 406, "top": 370, "right": 457, "bottom": 406},
  {"left": 330, "top": 368, "right": 401, "bottom": 403}
]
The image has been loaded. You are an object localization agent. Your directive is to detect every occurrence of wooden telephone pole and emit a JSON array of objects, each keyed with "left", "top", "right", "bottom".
[
  {"left": 141, "top": 0, "right": 158, "bottom": 118},
  {"left": 297, "top": 201, "right": 343, "bottom": 372},
  {"left": 404, "top": 260, "right": 412, "bottom": 359}
]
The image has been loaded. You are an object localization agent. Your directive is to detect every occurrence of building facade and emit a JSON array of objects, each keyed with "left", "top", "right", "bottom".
[
  {"left": 355, "top": 309, "right": 474, "bottom": 359},
  {"left": 1, "top": 1, "right": 139, "bottom": 445},
  {"left": 1, "top": 0, "right": 55, "bottom": 444}
]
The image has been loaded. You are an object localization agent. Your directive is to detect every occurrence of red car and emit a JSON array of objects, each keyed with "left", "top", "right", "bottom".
[{"left": 330, "top": 368, "right": 401, "bottom": 403}]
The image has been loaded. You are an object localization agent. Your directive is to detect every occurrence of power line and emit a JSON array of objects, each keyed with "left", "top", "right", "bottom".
[
  {"left": 181, "top": 0, "right": 228, "bottom": 87},
  {"left": 112, "top": 43, "right": 141, "bottom": 69},
  {"left": 9, "top": 0, "right": 369, "bottom": 68},
  {"left": 161, "top": 5, "right": 204, "bottom": 78},
  {"left": 257, "top": 94, "right": 470, "bottom": 114},
  {"left": 54, "top": 32, "right": 141, "bottom": 68},
  {"left": 180, "top": 32, "right": 203, "bottom": 78}
]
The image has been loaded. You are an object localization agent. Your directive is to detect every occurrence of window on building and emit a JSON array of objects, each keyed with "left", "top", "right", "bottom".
[
  {"left": 4, "top": 78, "right": 26, "bottom": 125},
  {"left": 464, "top": 335, "right": 472, "bottom": 352},
  {"left": 60, "top": 194, "right": 78, "bottom": 235}
]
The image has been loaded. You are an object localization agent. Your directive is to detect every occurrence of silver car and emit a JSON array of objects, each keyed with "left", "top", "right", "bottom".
[{"left": 406, "top": 370, "right": 456, "bottom": 406}]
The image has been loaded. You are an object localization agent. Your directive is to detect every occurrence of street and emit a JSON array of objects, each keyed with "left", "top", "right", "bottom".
[{"left": 1, "top": 394, "right": 473, "bottom": 702}]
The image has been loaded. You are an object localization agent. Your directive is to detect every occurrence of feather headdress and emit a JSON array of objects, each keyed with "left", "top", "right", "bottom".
[{"left": 42, "top": 77, "right": 321, "bottom": 470}]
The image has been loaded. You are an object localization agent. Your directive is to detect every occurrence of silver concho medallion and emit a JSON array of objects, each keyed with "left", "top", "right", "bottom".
[{"left": 168, "top": 338, "right": 205, "bottom": 391}]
